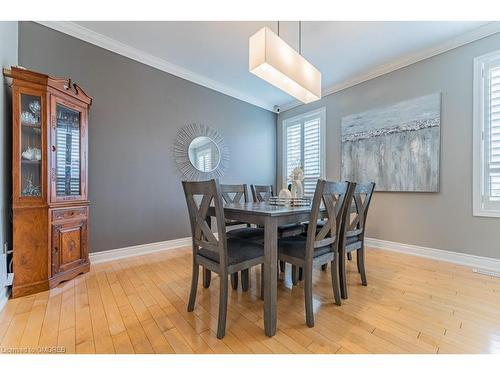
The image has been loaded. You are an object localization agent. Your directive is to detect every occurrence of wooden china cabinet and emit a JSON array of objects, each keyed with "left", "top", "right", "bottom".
[{"left": 3, "top": 67, "right": 92, "bottom": 298}]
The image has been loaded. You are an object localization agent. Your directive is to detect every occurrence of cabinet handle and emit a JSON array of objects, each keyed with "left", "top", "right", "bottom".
[{"left": 52, "top": 145, "right": 57, "bottom": 152}]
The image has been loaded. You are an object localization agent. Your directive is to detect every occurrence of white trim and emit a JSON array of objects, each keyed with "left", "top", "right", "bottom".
[
  {"left": 89, "top": 237, "right": 192, "bottom": 264},
  {"left": 280, "top": 22, "right": 500, "bottom": 113},
  {"left": 366, "top": 237, "right": 500, "bottom": 273},
  {"left": 281, "top": 107, "right": 326, "bottom": 190},
  {"left": 35, "top": 22, "right": 500, "bottom": 115},
  {"left": 473, "top": 49, "right": 500, "bottom": 217},
  {"left": 35, "top": 21, "right": 275, "bottom": 112},
  {"left": 0, "top": 287, "right": 9, "bottom": 313}
]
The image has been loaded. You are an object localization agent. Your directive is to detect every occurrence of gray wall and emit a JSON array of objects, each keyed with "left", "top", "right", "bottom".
[
  {"left": 279, "top": 32, "right": 500, "bottom": 259},
  {"left": 1, "top": 21, "right": 17, "bottom": 302},
  {"left": 18, "top": 22, "right": 276, "bottom": 253}
]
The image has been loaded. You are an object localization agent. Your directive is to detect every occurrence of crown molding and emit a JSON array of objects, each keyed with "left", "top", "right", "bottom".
[
  {"left": 280, "top": 21, "right": 500, "bottom": 113},
  {"left": 35, "top": 21, "right": 500, "bottom": 115},
  {"left": 35, "top": 21, "right": 275, "bottom": 112}
]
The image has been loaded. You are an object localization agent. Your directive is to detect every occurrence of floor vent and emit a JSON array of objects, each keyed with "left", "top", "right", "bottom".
[{"left": 472, "top": 268, "right": 500, "bottom": 278}]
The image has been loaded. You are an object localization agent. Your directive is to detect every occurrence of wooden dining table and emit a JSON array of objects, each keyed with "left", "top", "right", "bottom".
[{"left": 207, "top": 202, "right": 323, "bottom": 337}]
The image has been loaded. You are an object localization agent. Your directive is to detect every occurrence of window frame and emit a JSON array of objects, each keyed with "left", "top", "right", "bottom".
[
  {"left": 473, "top": 50, "right": 500, "bottom": 218},
  {"left": 281, "top": 107, "right": 326, "bottom": 191}
]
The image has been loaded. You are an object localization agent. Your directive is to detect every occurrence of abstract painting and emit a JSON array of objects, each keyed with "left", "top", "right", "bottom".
[{"left": 341, "top": 93, "right": 441, "bottom": 192}]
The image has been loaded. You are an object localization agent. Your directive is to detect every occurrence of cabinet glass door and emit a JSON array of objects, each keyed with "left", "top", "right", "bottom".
[
  {"left": 20, "top": 94, "right": 42, "bottom": 197},
  {"left": 55, "top": 104, "right": 81, "bottom": 197}
]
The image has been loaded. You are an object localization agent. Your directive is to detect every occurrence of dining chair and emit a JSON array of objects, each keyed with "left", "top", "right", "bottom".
[
  {"left": 182, "top": 179, "right": 265, "bottom": 339},
  {"left": 277, "top": 179, "right": 355, "bottom": 327},
  {"left": 251, "top": 184, "right": 274, "bottom": 203},
  {"left": 337, "top": 182, "right": 375, "bottom": 299},
  {"left": 220, "top": 184, "right": 264, "bottom": 290}
]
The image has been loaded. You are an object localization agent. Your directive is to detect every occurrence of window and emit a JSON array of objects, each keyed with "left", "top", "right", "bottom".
[
  {"left": 282, "top": 108, "right": 326, "bottom": 196},
  {"left": 197, "top": 147, "right": 212, "bottom": 172},
  {"left": 473, "top": 50, "right": 500, "bottom": 217}
]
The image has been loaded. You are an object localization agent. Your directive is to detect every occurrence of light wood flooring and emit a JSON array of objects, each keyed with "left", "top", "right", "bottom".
[{"left": 1, "top": 246, "right": 500, "bottom": 354}]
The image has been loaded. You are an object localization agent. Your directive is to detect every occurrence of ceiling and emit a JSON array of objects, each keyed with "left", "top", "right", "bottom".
[{"left": 44, "top": 21, "right": 500, "bottom": 111}]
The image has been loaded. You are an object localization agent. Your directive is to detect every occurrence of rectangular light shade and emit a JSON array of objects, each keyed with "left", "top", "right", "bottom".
[{"left": 249, "top": 27, "right": 321, "bottom": 104}]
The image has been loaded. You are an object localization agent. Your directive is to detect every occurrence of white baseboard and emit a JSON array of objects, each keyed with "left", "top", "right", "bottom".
[
  {"left": 89, "top": 237, "right": 192, "bottom": 264},
  {"left": 88, "top": 235, "right": 500, "bottom": 274},
  {"left": 366, "top": 237, "right": 500, "bottom": 272}
]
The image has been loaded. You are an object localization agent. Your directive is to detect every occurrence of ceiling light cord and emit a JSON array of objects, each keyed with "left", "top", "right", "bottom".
[{"left": 299, "top": 21, "right": 302, "bottom": 55}]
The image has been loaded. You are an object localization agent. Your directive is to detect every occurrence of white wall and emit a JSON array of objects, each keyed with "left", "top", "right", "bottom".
[{"left": 0, "top": 21, "right": 18, "bottom": 310}]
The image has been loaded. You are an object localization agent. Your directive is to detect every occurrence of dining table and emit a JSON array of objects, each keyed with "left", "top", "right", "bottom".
[{"left": 206, "top": 202, "right": 325, "bottom": 337}]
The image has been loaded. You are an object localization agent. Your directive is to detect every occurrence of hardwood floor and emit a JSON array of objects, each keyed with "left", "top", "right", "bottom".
[{"left": 1, "top": 246, "right": 500, "bottom": 354}]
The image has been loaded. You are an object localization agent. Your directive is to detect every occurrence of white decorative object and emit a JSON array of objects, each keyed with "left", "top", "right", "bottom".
[
  {"left": 173, "top": 123, "right": 229, "bottom": 181},
  {"left": 21, "top": 147, "right": 42, "bottom": 161},
  {"left": 34, "top": 147, "right": 42, "bottom": 161},
  {"left": 21, "top": 147, "right": 35, "bottom": 160},
  {"left": 278, "top": 188, "right": 292, "bottom": 199},
  {"left": 289, "top": 166, "right": 304, "bottom": 199}
]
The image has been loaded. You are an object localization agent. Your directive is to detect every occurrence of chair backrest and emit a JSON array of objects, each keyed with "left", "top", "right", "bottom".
[
  {"left": 251, "top": 184, "right": 274, "bottom": 202},
  {"left": 346, "top": 182, "right": 375, "bottom": 237},
  {"left": 182, "top": 179, "right": 228, "bottom": 267},
  {"left": 305, "top": 180, "right": 355, "bottom": 261},
  {"left": 220, "top": 184, "right": 249, "bottom": 204}
]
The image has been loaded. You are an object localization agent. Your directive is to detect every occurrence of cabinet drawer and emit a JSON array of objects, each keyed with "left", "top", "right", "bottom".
[{"left": 51, "top": 207, "right": 88, "bottom": 222}]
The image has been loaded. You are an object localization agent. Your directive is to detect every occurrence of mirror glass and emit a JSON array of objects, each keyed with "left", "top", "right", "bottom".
[{"left": 188, "top": 136, "right": 221, "bottom": 172}]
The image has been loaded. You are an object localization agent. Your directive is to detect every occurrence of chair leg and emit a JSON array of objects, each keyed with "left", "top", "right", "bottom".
[
  {"left": 339, "top": 246, "right": 348, "bottom": 299},
  {"left": 260, "top": 264, "right": 264, "bottom": 301},
  {"left": 291, "top": 265, "right": 299, "bottom": 285},
  {"left": 241, "top": 269, "right": 249, "bottom": 292},
  {"left": 357, "top": 246, "right": 368, "bottom": 286},
  {"left": 203, "top": 267, "right": 211, "bottom": 288},
  {"left": 188, "top": 262, "right": 199, "bottom": 312},
  {"left": 330, "top": 255, "right": 341, "bottom": 306},
  {"left": 230, "top": 273, "right": 238, "bottom": 290},
  {"left": 298, "top": 267, "right": 303, "bottom": 281},
  {"left": 347, "top": 252, "right": 353, "bottom": 261},
  {"left": 321, "top": 264, "right": 327, "bottom": 271},
  {"left": 304, "top": 264, "right": 314, "bottom": 327},
  {"left": 217, "top": 274, "right": 229, "bottom": 339},
  {"left": 279, "top": 261, "right": 286, "bottom": 273}
]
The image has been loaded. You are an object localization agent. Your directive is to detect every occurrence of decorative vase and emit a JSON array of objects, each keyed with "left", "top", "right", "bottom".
[
  {"left": 278, "top": 188, "right": 292, "bottom": 199},
  {"left": 291, "top": 180, "right": 303, "bottom": 199}
]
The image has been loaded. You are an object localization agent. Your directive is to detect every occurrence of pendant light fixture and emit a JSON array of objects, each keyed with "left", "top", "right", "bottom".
[{"left": 249, "top": 21, "right": 321, "bottom": 104}]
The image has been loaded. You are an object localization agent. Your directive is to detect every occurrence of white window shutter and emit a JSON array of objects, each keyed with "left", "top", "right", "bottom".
[
  {"left": 488, "top": 66, "right": 500, "bottom": 201},
  {"left": 303, "top": 118, "right": 321, "bottom": 196},
  {"left": 282, "top": 108, "right": 325, "bottom": 196}
]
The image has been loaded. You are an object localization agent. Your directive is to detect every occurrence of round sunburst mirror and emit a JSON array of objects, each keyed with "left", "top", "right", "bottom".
[{"left": 174, "top": 123, "right": 229, "bottom": 180}]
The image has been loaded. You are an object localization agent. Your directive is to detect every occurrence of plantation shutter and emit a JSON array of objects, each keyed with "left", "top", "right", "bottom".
[
  {"left": 303, "top": 118, "right": 321, "bottom": 196},
  {"left": 488, "top": 66, "right": 500, "bottom": 201},
  {"left": 283, "top": 108, "right": 325, "bottom": 197}
]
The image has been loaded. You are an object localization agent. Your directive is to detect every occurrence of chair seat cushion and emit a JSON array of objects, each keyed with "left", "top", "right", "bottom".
[
  {"left": 225, "top": 219, "right": 246, "bottom": 227},
  {"left": 346, "top": 235, "right": 360, "bottom": 244},
  {"left": 344, "top": 235, "right": 362, "bottom": 252},
  {"left": 278, "top": 235, "right": 332, "bottom": 260},
  {"left": 278, "top": 223, "right": 305, "bottom": 238},
  {"left": 226, "top": 227, "right": 264, "bottom": 240},
  {"left": 198, "top": 238, "right": 264, "bottom": 266},
  {"left": 346, "top": 229, "right": 363, "bottom": 237}
]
